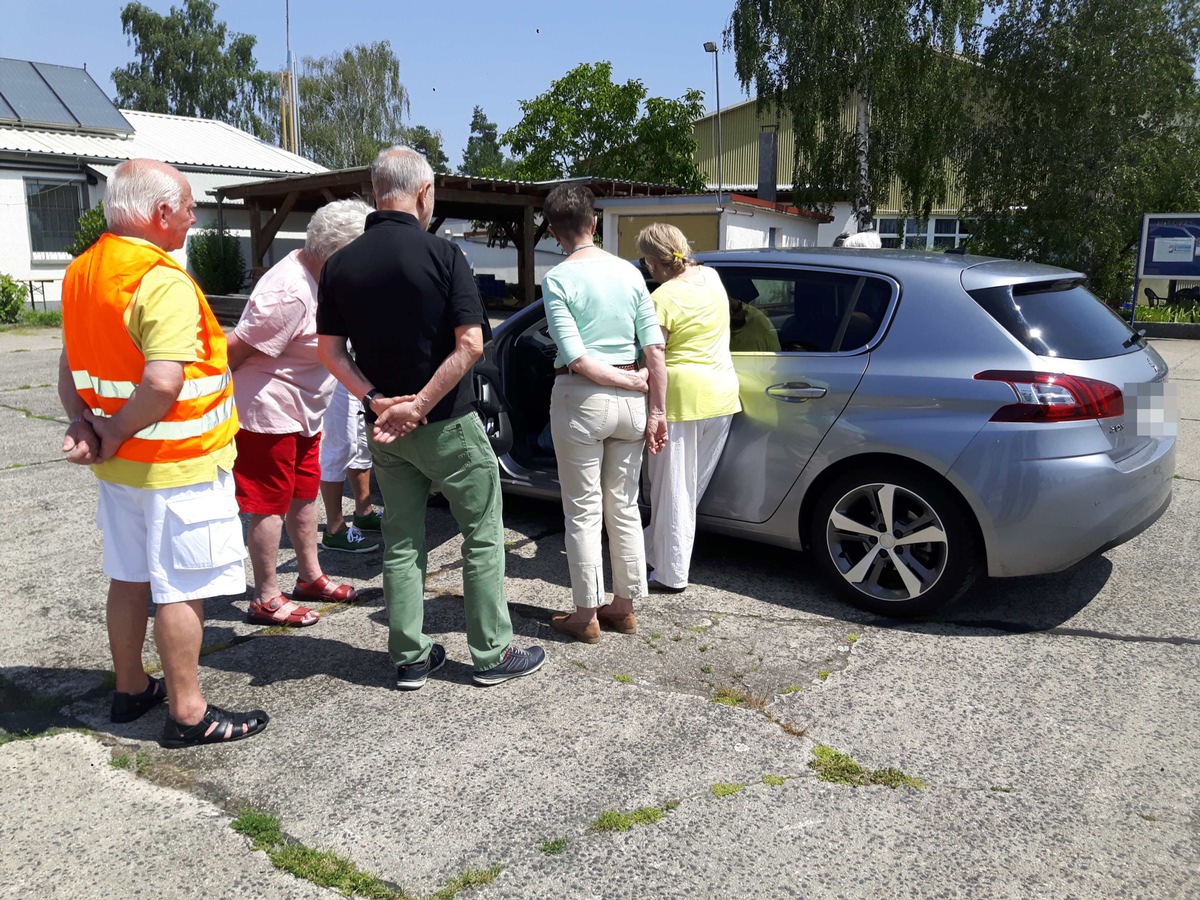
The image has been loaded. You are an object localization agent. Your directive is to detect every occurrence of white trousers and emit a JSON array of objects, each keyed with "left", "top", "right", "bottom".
[
  {"left": 550, "top": 375, "right": 648, "bottom": 608},
  {"left": 644, "top": 415, "right": 734, "bottom": 589},
  {"left": 319, "top": 383, "right": 372, "bottom": 481}
]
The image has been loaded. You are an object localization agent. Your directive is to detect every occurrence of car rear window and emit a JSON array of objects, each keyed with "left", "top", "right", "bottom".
[{"left": 965, "top": 280, "right": 1143, "bottom": 360}]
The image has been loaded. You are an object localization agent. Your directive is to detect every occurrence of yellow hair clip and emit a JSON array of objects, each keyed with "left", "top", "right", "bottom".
[{"left": 671, "top": 251, "right": 684, "bottom": 260}]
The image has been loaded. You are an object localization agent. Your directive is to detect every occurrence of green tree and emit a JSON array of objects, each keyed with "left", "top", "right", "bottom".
[
  {"left": 299, "top": 41, "right": 410, "bottom": 169},
  {"left": 66, "top": 202, "right": 108, "bottom": 257},
  {"left": 503, "top": 62, "right": 705, "bottom": 190},
  {"left": 187, "top": 227, "right": 245, "bottom": 295},
  {"left": 459, "top": 106, "right": 517, "bottom": 178},
  {"left": 406, "top": 124, "right": 450, "bottom": 173},
  {"left": 961, "top": 0, "right": 1200, "bottom": 303},
  {"left": 728, "top": 0, "right": 984, "bottom": 229},
  {"left": 112, "top": 0, "right": 273, "bottom": 139}
]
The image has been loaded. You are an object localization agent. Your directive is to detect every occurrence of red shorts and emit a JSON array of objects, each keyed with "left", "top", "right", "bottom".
[{"left": 233, "top": 429, "right": 322, "bottom": 515}]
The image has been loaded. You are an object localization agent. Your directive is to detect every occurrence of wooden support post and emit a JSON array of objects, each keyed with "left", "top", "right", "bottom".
[
  {"left": 520, "top": 202, "right": 536, "bottom": 306},
  {"left": 428, "top": 216, "right": 446, "bottom": 234},
  {"left": 259, "top": 191, "right": 299, "bottom": 257},
  {"left": 248, "top": 201, "right": 264, "bottom": 280}
]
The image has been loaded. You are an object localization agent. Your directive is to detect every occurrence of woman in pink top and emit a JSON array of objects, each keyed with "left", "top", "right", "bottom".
[{"left": 227, "top": 199, "right": 373, "bottom": 626}]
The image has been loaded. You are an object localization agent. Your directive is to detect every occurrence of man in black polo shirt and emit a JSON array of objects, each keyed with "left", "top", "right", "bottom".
[{"left": 317, "top": 146, "right": 544, "bottom": 689}]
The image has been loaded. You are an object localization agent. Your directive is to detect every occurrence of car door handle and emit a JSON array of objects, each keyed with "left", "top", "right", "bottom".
[{"left": 766, "top": 382, "right": 827, "bottom": 402}]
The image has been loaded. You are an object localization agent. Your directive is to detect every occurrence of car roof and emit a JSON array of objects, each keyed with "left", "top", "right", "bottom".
[{"left": 691, "top": 247, "right": 1085, "bottom": 291}]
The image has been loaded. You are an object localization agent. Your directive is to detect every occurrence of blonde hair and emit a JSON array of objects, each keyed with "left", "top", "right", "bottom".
[{"left": 636, "top": 222, "right": 692, "bottom": 274}]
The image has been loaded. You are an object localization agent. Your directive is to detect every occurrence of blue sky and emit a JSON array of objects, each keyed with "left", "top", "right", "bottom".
[{"left": 2, "top": 0, "right": 746, "bottom": 168}]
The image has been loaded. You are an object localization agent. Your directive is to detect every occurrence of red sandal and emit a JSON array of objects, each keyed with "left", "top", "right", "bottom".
[
  {"left": 294, "top": 573, "right": 358, "bottom": 603},
  {"left": 246, "top": 595, "right": 320, "bottom": 627}
]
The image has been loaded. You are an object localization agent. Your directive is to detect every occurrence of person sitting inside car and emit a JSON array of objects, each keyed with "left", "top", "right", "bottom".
[{"left": 724, "top": 276, "right": 781, "bottom": 353}]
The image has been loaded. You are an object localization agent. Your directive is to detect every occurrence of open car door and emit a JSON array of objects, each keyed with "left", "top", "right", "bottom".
[{"left": 473, "top": 317, "right": 513, "bottom": 457}]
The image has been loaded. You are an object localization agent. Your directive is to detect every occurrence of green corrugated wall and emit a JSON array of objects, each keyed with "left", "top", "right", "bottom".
[{"left": 693, "top": 100, "right": 964, "bottom": 217}]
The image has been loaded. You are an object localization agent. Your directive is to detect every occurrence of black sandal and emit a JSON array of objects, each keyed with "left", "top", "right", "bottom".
[
  {"left": 160, "top": 704, "right": 270, "bottom": 748},
  {"left": 110, "top": 675, "right": 168, "bottom": 723}
]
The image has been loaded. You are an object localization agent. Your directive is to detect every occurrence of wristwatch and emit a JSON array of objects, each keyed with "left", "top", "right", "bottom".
[{"left": 361, "top": 389, "right": 383, "bottom": 422}]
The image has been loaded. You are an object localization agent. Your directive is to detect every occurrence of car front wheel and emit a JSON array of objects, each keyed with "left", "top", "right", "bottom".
[{"left": 811, "top": 468, "right": 981, "bottom": 618}]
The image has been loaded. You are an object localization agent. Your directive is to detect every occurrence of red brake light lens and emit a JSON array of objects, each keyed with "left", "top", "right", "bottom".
[{"left": 974, "top": 370, "right": 1124, "bottom": 421}]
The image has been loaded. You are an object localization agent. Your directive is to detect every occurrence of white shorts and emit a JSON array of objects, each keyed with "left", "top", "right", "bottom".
[
  {"left": 319, "top": 383, "right": 372, "bottom": 480},
  {"left": 96, "top": 469, "right": 246, "bottom": 604}
]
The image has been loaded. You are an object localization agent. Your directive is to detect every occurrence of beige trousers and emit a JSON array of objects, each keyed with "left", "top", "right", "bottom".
[{"left": 549, "top": 374, "right": 648, "bottom": 608}]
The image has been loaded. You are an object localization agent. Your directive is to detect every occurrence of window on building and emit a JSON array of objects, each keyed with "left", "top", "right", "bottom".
[
  {"left": 25, "top": 179, "right": 86, "bottom": 258},
  {"left": 874, "top": 216, "right": 972, "bottom": 250}
]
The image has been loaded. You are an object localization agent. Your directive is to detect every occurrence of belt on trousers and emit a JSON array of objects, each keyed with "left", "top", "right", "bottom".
[{"left": 554, "top": 362, "right": 638, "bottom": 376}]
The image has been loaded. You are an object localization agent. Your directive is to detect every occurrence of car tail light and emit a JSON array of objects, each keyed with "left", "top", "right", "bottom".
[{"left": 974, "top": 370, "right": 1124, "bottom": 421}]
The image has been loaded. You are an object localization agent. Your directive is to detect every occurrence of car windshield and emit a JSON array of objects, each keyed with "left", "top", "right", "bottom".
[{"left": 966, "top": 279, "right": 1142, "bottom": 360}]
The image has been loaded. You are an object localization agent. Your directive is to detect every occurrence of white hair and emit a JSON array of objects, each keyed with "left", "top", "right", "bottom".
[
  {"left": 104, "top": 158, "right": 185, "bottom": 232},
  {"left": 305, "top": 199, "right": 375, "bottom": 263},
  {"left": 840, "top": 230, "right": 882, "bottom": 249},
  {"left": 371, "top": 146, "right": 434, "bottom": 202}
]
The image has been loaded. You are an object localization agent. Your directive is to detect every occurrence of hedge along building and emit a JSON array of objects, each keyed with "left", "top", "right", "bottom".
[
  {"left": 693, "top": 96, "right": 973, "bottom": 250},
  {"left": 0, "top": 58, "right": 325, "bottom": 306}
]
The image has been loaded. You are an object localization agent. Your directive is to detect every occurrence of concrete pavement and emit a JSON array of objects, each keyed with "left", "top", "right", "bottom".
[{"left": 1, "top": 330, "right": 1196, "bottom": 899}]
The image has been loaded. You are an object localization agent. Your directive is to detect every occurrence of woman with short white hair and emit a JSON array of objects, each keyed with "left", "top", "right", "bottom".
[{"left": 226, "top": 198, "right": 374, "bottom": 627}]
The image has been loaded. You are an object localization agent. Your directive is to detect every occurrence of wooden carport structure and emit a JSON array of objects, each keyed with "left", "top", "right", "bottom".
[{"left": 215, "top": 171, "right": 684, "bottom": 305}]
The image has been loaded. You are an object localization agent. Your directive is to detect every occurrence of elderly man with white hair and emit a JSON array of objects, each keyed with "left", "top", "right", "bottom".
[
  {"left": 58, "top": 158, "right": 268, "bottom": 748},
  {"left": 226, "top": 199, "right": 375, "bottom": 628},
  {"left": 318, "top": 146, "right": 545, "bottom": 689}
]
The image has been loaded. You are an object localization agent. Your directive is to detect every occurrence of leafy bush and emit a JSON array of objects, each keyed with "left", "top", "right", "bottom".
[
  {"left": 66, "top": 202, "right": 108, "bottom": 257},
  {"left": 1133, "top": 302, "right": 1200, "bottom": 324},
  {"left": 187, "top": 227, "right": 245, "bottom": 295},
  {"left": 0, "top": 274, "right": 26, "bottom": 324}
]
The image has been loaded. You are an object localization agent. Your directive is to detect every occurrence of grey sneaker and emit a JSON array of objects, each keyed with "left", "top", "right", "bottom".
[
  {"left": 472, "top": 644, "right": 546, "bottom": 686},
  {"left": 396, "top": 643, "right": 446, "bottom": 691},
  {"left": 321, "top": 524, "right": 380, "bottom": 553}
]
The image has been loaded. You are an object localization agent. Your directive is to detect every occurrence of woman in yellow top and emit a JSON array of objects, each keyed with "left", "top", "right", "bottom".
[{"left": 637, "top": 224, "right": 741, "bottom": 592}]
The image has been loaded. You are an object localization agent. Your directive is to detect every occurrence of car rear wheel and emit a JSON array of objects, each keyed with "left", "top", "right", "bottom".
[{"left": 811, "top": 468, "right": 981, "bottom": 618}]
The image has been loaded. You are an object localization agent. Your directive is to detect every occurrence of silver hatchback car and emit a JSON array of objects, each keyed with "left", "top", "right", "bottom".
[{"left": 474, "top": 249, "right": 1176, "bottom": 617}]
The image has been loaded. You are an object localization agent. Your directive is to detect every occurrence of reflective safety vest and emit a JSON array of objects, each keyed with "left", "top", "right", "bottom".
[{"left": 62, "top": 233, "right": 238, "bottom": 464}]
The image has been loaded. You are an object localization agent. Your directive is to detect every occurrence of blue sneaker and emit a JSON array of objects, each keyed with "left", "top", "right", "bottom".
[
  {"left": 396, "top": 643, "right": 446, "bottom": 691},
  {"left": 472, "top": 644, "right": 546, "bottom": 686}
]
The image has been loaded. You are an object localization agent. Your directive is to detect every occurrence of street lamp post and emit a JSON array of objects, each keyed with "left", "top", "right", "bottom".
[{"left": 703, "top": 41, "right": 724, "bottom": 211}]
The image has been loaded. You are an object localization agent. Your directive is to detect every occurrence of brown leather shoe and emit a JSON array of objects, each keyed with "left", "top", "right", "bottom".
[
  {"left": 597, "top": 609, "right": 637, "bottom": 634},
  {"left": 550, "top": 614, "right": 601, "bottom": 644}
]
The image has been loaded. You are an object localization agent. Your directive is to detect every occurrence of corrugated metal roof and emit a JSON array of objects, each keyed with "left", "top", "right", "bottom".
[
  {"left": 86, "top": 164, "right": 265, "bottom": 206},
  {"left": 0, "top": 109, "right": 324, "bottom": 175}
]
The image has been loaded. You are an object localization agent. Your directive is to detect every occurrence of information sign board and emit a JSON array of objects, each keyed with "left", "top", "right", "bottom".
[{"left": 1138, "top": 213, "right": 1200, "bottom": 279}]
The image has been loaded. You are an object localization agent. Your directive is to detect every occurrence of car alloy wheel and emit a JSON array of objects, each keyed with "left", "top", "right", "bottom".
[{"left": 812, "top": 468, "right": 980, "bottom": 617}]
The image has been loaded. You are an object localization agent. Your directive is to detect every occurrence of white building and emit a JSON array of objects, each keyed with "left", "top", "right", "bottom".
[
  {"left": 597, "top": 192, "right": 829, "bottom": 259},
  {"left": 0, "top": 58, "right": 324, "bottom": 306}
]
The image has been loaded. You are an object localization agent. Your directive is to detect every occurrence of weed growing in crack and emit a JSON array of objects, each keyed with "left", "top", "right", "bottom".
[
  {"left": 589, "top": 804, "right": 673, "bottom": 832},
  {"left": 539, "top": 837, "right": 568, "bottom": 855},
  {"left": 710, "top": 783, "right": 746, "bottom": 798},
  {"left": 110, "top": 750, "right": 152, "bottom": 773},
  {"left": 809, "top": 746, "right": 926, "bottom": 789}
]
